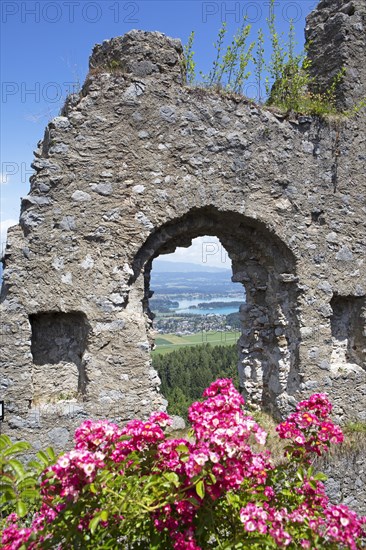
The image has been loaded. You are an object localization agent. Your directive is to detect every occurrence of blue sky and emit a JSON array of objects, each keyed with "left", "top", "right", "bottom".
[{"left": 0, "top": 0, "right": 317, "bottom": 258}]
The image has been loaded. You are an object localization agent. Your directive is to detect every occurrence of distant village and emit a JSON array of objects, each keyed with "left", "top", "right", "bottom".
[{"left": 153, "top": 312, "right": 240, "bottom": 335}]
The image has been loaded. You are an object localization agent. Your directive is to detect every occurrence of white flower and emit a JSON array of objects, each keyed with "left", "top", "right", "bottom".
[{"left": 83, "top": 463, "right": 95, "bottom": 476}]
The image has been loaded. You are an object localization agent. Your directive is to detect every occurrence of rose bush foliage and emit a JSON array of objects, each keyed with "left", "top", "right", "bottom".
[{"left": 1, "top": 379, "right": 365, "bottom": 549}]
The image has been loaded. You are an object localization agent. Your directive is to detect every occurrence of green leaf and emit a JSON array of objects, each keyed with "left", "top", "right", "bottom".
[
  {"left": 89, "top": 514, "right": 102, "bottom": 534},
  {"left": 3, "top": 442, "right": 31, "bottom": 457},
  {"left": 100, "top": 510, "right": 108, "bottom": 522},
  {"left": 36, "top": 449, "right": 55, "bottom": 466},
  {"left": 187, "top": 497, "right": 201, "bottom": 507},
  {"left": 0, "top": 435, "right": 12, "bottom": 450},
  {"left": 20, "top": 488, "right": 39, "bottom": 500},
  {"left": 28, "top": 460, "right": 42, "bottom": 471},
  {"left": 36, "top": 450, "right": 50, "bottom": 464},
  {"left": 45, "top": 447, "right": 56, "bottom": 462},
  {"left": 313, "top": 472, "right": 328, "bottom": 481},
  {"left": 163, "top": 472, "right": 180, "bottom": 487},
  {"left": 8, "top": 459, "right": 26, "bottom": 479},
  {"left": 17, "top": 477, "right": 38, "bottom": 491},
  {"left": 280, "top": 489, "right": 293, "bottom": 497},
  {"left": 195, "top": 480, "right": 205, "bottom": 499},
  {"left": 16, "top": 500, "right": 28, "bottom": 518},
  {"left": 226, "top": 492, "right": 240, "bottom": 506},
  {"left": 0, "top": 486, "right": 16, "bottom": 504},
  {"left": 176, "top": 444, "right": 189, "bottom": 453},
  {"left": 296, "top": 469, "right": 304, "bottom": 482}
]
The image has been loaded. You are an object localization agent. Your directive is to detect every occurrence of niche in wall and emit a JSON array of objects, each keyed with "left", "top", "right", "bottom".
[
  {"left": 29, "top": 311, "right": 90, "bottom": 395},
  {"left": 330, "top": 296, "right": 365, "bottom": 368}
]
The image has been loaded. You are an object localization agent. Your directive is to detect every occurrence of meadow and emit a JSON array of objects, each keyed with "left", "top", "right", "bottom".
[{"left": 153, "top": 330, "right": 240, "bottom": 355}]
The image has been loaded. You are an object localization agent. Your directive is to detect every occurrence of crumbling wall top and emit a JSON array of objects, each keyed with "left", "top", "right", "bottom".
[
  {"left": 89, "top": 30, "right": 183, "bottom": 81},
  {"left": 306, "top": 0, "right": 366, "bottom": 109}
]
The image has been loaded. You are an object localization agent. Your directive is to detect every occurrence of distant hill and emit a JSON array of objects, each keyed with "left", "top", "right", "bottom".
[
  {"left": 152, "top": 260, "right": 231, "bottom": 274},
  {"left": 0, "top": 260, "right": 231, "bottom": 284},
  {"left": 151, "top": 264, "right": 241, "bottom": 296}
]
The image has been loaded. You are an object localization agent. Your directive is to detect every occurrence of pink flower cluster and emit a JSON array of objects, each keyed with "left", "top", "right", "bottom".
[
  {"left": 295, "top": 477, "right": 329, "bottom": 510},
  {"left": 111, "top": 414, "right": 168, "bottom": 462},
  {"left": 239, "top": 501, "right": 366, "bottom": 550},
  {"left": 323, "top": 504, "right": 366, "bottom": 550},
  {"left": 153, "top": 500, "right": 199, "bottom": 549},
  {"left": 42, "top": 448, "right": 105, "bottom": 501},
  {"left": 1, "top": 516, "right": 33, "bottom": 550},
  {"left": 276, "top": 393, "right": 344, "bottom": 456},
  {"left": 2, "top": 506, "right": 61, "bottom": 550},
  {"left": 186, "top": 378, "right": 270, "bottom": 495},
  {"left": 1, "top": 381, "right": 365, "bottom": 550},
  {"left": 241, "top": 503, "right": 295, "bottom": 546},
  {"left": 74, "top": 419, "right": 123, "bottom": 451},
  {"left": 151, "top": 379, "right": 271, "bottom": 547}
]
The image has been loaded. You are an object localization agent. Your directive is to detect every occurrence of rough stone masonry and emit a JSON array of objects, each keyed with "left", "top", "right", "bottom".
[{"left": 0, "top": 0, "right": 365, "bottom": 511}]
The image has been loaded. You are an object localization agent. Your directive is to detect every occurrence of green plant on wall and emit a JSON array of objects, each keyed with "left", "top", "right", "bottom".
[
  {"left": 253, "top": 28, "right": 265, "bottom": 103},
  {"left": 182, "top": 31, "right": 196, "bottom": 85},
  {"left": 265, "top": 13, "right": 310, "bottom": 111},
  {"left": 181, "top": 0, "right": 360, "bottom": 118},
  {"left": 196, "top": 19, "right": 255, "bottom": 94}
]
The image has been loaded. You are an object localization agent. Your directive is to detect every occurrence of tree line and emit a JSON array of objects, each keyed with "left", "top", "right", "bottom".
[{"left": 152, "top": 344, "right": 239, "bottom": 420}]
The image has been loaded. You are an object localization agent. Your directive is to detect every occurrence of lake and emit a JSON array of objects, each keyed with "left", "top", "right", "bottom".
[{"left": 176, "top": 296, "right": 244, "bottom": 315}]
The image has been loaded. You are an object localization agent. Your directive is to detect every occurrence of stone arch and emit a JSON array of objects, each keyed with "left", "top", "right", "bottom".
[{"left": 132, "top": 206, "right": 300, "bottom": 417}]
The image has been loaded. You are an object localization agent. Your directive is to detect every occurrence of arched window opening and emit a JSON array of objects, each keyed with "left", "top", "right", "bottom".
[
  {"left": 148, "top": 236, "right": 244, "bottom": 419},
  {"left": 132, "top": 207, "right": 300, "bottom": 419}
]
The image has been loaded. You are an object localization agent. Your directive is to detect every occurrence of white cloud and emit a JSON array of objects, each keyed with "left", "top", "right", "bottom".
[
  {"left": 160, "top": 236, "right": 231, "bottom": 269},
  {"left": 1, "top": 219, "right": 18, "bottom": 255}
]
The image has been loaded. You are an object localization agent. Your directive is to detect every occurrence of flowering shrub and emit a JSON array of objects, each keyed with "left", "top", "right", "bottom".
[{"left": 1, "top": 379, "right": 365, "bottom": 549}]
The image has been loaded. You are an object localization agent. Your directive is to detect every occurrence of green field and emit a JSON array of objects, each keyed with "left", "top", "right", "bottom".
[{"left": 153, "top": 330, "right": 240, "bottom": 355}]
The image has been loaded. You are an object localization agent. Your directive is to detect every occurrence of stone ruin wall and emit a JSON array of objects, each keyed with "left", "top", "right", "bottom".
[{"left": 0, "top": 0, "right": 365, "bottom": 512}]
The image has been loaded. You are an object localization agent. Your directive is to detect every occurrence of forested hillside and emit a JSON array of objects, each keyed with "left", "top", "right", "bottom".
[{"left": 152, "top": 344, "right": 238, "bottom": 419}]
